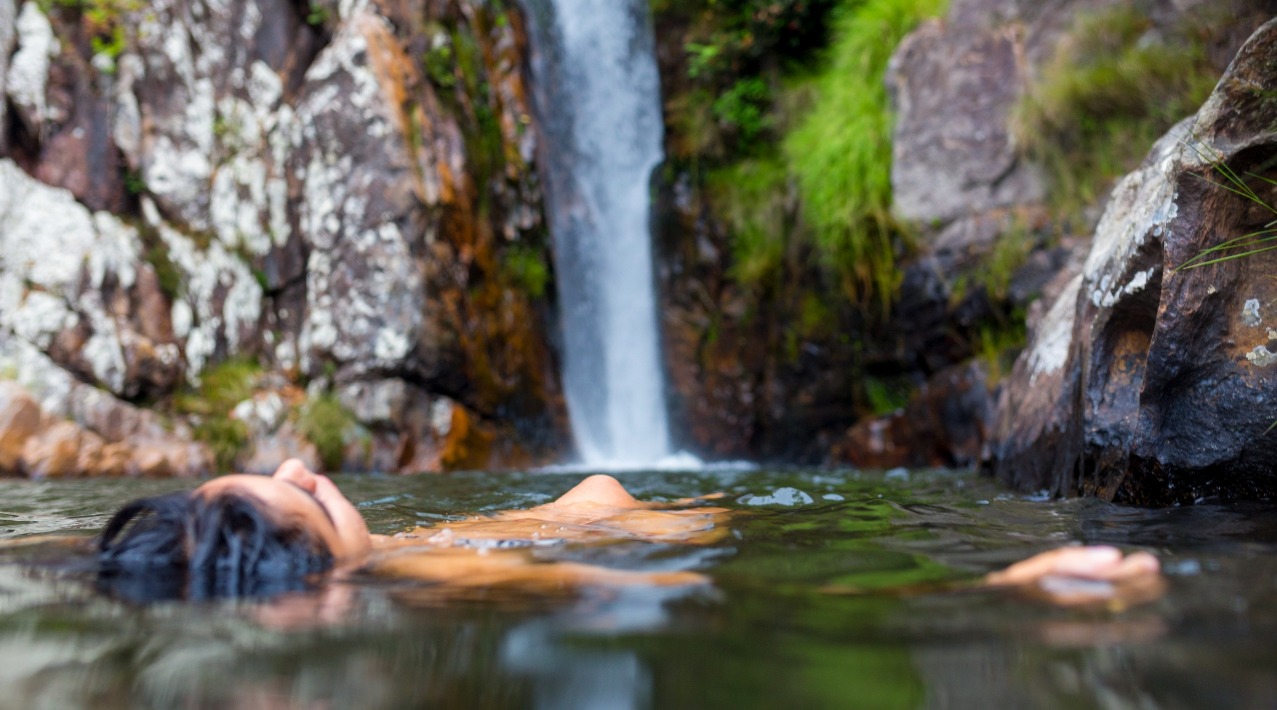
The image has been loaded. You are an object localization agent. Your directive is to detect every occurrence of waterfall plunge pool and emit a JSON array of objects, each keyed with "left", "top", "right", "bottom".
[{"left": 0, "top": 467, "right": 1273, "bottom": 707}]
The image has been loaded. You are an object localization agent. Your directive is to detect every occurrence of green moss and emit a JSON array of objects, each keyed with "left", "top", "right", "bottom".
[
  {"left": 305, "top": 4, "right": 330, "bottom": 27},
  {"left": 194, "top": 417, "right": 251, "bottom": 472},
  {"left": 707, "top": 156, "right": 790, "bottom": 285},
  {"left": 1013, "top": 5, "right": 1221, "bottom": 223},
  {"left": 176, "top": 358, "right": 261, "bottom": 417},
  {"left": 40, "top": 0, "right": 139, "bottom": 71},
  {"left": 423, "top": 24, "right": 458, "bottom": 89},
  {"left": 176, "top": 358, "right": 262, "bottom": 471},
  {"left": 784, "top": 0, "right": 948, "bottom": 305},
  {"left": 949, "top": 219, "right": 1038, "bottom": 305},
  {"left": 501, "top": 244, "right": 550, "bottom": 299},
  {"left": 123, "top": 170, "right": 146, "bottom": 196},
  {"left": 296, "top": 393, "right": 356, "bottom": 472},
  {"left": 863, "top": 374, "right": 913, "bottom": 416},
  {"left": 971, "top": 312, "right": 1026, "bottom": 385}
]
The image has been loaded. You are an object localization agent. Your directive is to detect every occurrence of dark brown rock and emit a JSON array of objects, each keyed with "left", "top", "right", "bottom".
[
  {"left": 990, "top": 18, "right": 1277, "bottom": 503},
  {"left": 832, "top": 362, "right": 995, "bottom": 469}
]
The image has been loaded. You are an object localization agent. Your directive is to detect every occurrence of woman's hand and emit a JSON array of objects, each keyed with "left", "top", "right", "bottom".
[{"left": 985, "top": 546, "right": 1164, "bottom": 608}]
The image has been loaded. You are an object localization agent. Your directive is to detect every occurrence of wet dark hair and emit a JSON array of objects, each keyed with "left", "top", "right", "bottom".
[{"left": 96, "top": 491, "right": 334, "bottom": 602}]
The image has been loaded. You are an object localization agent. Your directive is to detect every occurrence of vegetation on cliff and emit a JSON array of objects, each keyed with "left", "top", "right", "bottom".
[
  {"left": 661, "top": 0, "right": 946, "bottom": 309},
  {"left": 1013, "top": 4, "right": 1229, "bottom": 227}
]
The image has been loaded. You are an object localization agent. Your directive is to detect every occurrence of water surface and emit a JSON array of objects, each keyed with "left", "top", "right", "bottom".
[{"left": 0, "top": 468, "right": 1274, "bottom": 708}]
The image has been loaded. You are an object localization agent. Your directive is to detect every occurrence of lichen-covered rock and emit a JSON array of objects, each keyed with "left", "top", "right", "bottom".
[
  {"left": 140, "top": 197, "right": 264, "bottom": 379},
  {"left": 0, "top": 160, "right": 183, "bottom": 398},
  {"left": 990, "top": 18, "right": 1277, "bottom": 503},
  {"left": 0, "top": 0, "right": 564, "bottom": 474},
  {"left": 241, "top": 424, "right": 321, "bottom": 475},
  {"left": 5, "top": 2, "right": 59, "bottom": 137},
  {"left": 1, "top": 0, "right": 22, "bottom": 152},
  {"left": 0, "top": 351, "right": 212, "bottom": 477},
  {"left": 289, "top": 9, "right": 426, "bottom": 376}
]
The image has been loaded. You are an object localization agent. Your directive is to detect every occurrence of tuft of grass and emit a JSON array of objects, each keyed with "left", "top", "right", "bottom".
[
  {"left": 784, "top": 0, "right": 948, "bottom": 307},
  {"left": 1175, "top": 138, "right": 1277, "bottom": 270},
  {"left": 707, "top": 156, "right": 790, "bottom": 285},
  {"left": 863, "top": 374, "right": 913, "bottom": 416},
  {"left": 972, "top": 313, "right": 1026, "bottom": 385},
  {"left": 950, "top": 219, "right": 1039, "bottom": 304},
  {"left": 296, "top": 393, "right": 355, "bottom": 472},
  {"left": 175, "top": 358, "right": 262, "bottom": 471},
  {"left": 1014, "top": 5, "right": 1221, "bottom": 224},
  {"left": 501, "top": 244, "right": 551, "bottom": 299}
]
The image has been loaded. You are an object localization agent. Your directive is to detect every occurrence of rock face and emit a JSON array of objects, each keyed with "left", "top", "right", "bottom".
[
  {"left": 990, "top": 18, "right": 1277, "bottom": 503},
  {"left": 0, "top": 0, "right": 565, "bottom": 476}
]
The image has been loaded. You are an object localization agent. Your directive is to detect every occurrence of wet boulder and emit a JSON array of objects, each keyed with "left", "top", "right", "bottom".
[
  {"left": 989, "top": 18, "right": 1277, "bottom": 503},
  {"left": 831, "top": 362, "right": 996, "bottom": 469}
]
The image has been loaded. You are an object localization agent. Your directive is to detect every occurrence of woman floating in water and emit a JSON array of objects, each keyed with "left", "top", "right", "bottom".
[{"left": 95, "top": 460, "right": 1161, "bottom": 606}]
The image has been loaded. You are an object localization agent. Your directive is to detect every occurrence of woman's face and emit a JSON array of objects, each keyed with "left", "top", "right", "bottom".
[{"left": 194, "top": 462, "right": 371, "bottom": 561}]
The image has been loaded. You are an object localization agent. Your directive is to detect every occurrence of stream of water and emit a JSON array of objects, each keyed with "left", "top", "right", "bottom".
[
  {"left": 522, "top": 0, "right": 672, "bottom": 467},
  {"left": 1, "top": 468, "right": 1275, "bottom": 708}
]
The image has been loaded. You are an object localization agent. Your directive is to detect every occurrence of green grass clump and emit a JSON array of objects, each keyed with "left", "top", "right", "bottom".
[
  {"left": 1014, "top": 5, "right": 1221, "bottom": 223},
  {"left": 296, "top": 394, "right": 356, "bottom": 472},
  {"left": 949, "top": 219, "right": 1038, "bottom": 304},
  {"left": 971, "top": 312, "right": 1026, "bottom": 385},
  {"left": 784, "top": 0, "right": 948, "bottom": 305},
  {"left": 863, "top": 374, "right": 913, "bottom": 415},
  {"left": 1175, "top": 138, "right": 1277, "bottom": 271},
  {"left": 707, "top": 156, "right": 790, "bottom": 285},
  {"left": 501, "top": 244, "right": 551, "bottom": 299},
  {"left": 176, "top": 358, "right": 262, "bottom": 471}
]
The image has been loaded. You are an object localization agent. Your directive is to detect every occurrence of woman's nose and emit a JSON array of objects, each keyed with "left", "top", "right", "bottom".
[{"left": 273, "top": 458, "right": 319, "bottom": 492}]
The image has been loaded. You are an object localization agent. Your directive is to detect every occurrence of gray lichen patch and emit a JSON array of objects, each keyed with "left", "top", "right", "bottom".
[
  {"left": 1243, "top": 298, "right": 1262, "bottom": 327},
  {"left": 1245, "top": 345, "right": 1277, "bottom": 367}
]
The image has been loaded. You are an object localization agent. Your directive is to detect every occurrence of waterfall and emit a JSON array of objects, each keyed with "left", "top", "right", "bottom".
[{"left": 523, "top": 0, "right": 672, "bottom": 466}]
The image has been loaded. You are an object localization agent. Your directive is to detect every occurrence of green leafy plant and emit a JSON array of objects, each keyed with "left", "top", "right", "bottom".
[
  {"left": 971, "top": 314, "right": 1026, "bottom": 385},
  {"left": 713, "top": 77, "right": 771, "bottom": 146},
  {"left": 863, "top": 374, "right": 913, "bottom": 416},
  {"left": 949, "top": 219, "right": 1039, "bottom": 304}
]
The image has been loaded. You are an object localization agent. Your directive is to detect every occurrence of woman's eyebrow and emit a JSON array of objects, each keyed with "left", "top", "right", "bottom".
[{"left": 282, "top": 480, "right": 335, "bottom": 525}]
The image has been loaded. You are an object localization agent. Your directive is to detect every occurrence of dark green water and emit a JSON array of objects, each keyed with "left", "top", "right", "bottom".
[{"left": 0, "top": 467, "right": 1275, "bottom": 708}]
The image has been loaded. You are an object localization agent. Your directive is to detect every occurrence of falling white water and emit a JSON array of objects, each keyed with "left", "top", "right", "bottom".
[{"left": 523, "top": 0, "right": 672, "bottom": 466}]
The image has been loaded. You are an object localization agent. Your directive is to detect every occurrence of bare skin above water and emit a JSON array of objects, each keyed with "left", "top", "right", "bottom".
[{"left": 249, "top": 460, "right": 1164, "bottom": 606}]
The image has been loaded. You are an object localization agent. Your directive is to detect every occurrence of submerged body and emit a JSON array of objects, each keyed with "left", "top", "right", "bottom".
[{"left": 96, "top": 460, "right": 1161, "bottom": 606}]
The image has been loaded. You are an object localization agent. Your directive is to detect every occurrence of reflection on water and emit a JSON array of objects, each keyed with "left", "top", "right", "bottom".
[{"left": 0, "top": 469, "right": 1275, "bottom": 708}]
